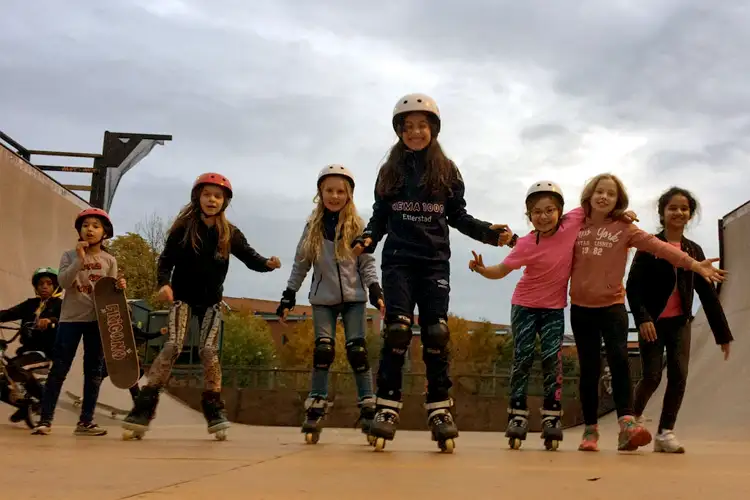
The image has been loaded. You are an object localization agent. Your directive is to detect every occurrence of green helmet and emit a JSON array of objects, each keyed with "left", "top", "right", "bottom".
[{"left": 32, "top": 267, "right": 59, "bottom": 288}]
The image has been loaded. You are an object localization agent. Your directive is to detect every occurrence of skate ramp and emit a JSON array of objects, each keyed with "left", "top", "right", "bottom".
[
  {"left": 638, "top": 201, "right": 750, "bottom": 439},
  {"left": 62, "top": 345, "right": 207, "bottom": 426},
  {"left": 0, "top": 145, "right": 88, "bottom": 307},
  {"left": 0, "top": 143, "right": 205, "bottom": 427}
]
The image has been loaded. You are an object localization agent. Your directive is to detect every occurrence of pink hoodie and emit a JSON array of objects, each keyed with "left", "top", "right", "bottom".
[{"left": 570, "top": 219, "right": 696, "bottom": 308}]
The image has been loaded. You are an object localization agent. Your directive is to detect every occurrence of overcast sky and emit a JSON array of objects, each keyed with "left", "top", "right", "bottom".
[{"left": 2, "top": 0, "right": 749, "bottom": 330}]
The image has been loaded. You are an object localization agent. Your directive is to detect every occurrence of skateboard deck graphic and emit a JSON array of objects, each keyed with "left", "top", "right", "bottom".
[{"left": 94, "top": 277, "right": 140, "bottom": 389}]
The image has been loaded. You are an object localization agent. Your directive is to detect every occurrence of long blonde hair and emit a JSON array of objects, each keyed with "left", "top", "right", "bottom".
[
  {"left": 300, "top": 180, "right": 363, "bottom": 263},
  {"left": 168, "top": 188, "right": 232, "bottom": 259},
  {"left": 580, "top": 173, "right": 630, "bottom": 219}
]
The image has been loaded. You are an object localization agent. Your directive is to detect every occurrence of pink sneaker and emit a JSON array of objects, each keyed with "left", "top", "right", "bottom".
[
  {"left": 578, "top": 425, "right": 599, "bottom": 452},
  {"left": 618, "top": 415, "right": 652, "bottom": 451}
]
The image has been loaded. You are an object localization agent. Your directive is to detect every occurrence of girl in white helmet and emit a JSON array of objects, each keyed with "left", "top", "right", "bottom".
[
  {"left": 469, "top": 181, "right": 588, "bottom": 451},
  {"left": 122, "top": 173, "right": 282, "bottom": 441},
  {"left": 276, "top": 165, "right": 385, "bottom": 445},
  {"left": 352, "top": 93, "right": 510, "bottom": 453}
]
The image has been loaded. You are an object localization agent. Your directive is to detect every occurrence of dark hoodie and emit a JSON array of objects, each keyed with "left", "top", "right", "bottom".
[
  {"left": 626, "top": 230, "right": 732, "bottom": 345},
  {"left": 157, "top": 221, "right": 271, "bottom": 308},
  {"left": 0, "top": 296, "right": 62, "bottom": 353},
  {"left": 363, "top": 149, "right": 500, "bottom": 263}
]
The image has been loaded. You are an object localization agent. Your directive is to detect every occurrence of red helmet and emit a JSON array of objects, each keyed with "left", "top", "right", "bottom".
[
  {"left": 192, "top": 172, "right": 233, "bottom": 199},
  {"left": 75, "top": 208, "right": 114, "bottom": 239}
]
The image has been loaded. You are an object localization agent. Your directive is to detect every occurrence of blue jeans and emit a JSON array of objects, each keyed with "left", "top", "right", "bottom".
[
  {"left": 309, "top": 303, "right": 374, "bottom": 401},
  {"left": 40, "top": 321, "right": 105, "bottom": 424}
]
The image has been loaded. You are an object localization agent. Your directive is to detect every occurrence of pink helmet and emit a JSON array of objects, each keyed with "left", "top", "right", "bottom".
[
  {"left": 75, "top": 208, "right": 113, "bottom": 239},
  {"left": 192, "top": 172, "right": 233, "bottom": 198}
]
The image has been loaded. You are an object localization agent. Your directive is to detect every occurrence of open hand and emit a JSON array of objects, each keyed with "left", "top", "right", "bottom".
[
  {"left": 266, "top": 256, "right": 281, "bottom": 269},
  {"left": 693, "top": 258, "right": 727, "bottom": 283}
]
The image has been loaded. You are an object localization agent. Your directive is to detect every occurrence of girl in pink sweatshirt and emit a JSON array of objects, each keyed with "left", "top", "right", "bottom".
[{"left": 570, "top": 173, "right": 726, "bottom": 452}]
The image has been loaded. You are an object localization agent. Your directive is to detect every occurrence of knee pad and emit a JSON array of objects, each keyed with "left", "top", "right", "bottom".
[
  {"left": 422, "top": 319, "right": 450, "bottom": 354},
  {"left": 313, "top": 337, "right": 335, "bottom": 370},
  {"left": 345, "top": 338, "right": 369, "bottom": 374},
  {"left": 384, "top": 315, "right": 413, "bottom": 354}
]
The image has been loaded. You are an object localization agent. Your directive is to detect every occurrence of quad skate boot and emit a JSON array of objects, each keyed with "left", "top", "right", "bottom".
[
  {"left": 122, "top": 385, "right": 160, "bottom": 441},
  {"left": 617, "top": 415, "right": 651, "bottom": 451},
  {"left": 505, "top": 406, "right": 529, "bottom": 450},
  {"left": 426, "top": 399, "right": 458, "bottom": 454},
  {"left": 355, "top": 397, "right": 377, "bottom": 445},
  {"left": 369, "top": 398, "right": 402, "bottom": 452},
  {"left": 578, "top": 424, "right": 600, "bottom": 452},
  {"left": 201, "top": 390, "right": 231, "bottom": 441},
  {"left": 301, "top": 396, "right": 330, "bottom": 445},
  {"left": 540, "top": 405, "right": 564, "bottom": 451}
]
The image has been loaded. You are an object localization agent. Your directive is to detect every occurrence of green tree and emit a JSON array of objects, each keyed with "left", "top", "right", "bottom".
[
  {"left": 108, "top": 233, "right": 159, "bottom": 304},
  {"left": 221, "top": 310, "right": 277, "bottom": 367}
]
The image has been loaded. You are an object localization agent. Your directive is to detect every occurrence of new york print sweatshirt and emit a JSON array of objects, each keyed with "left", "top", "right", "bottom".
[{"left": 570, "top": 219, "right": 696, "bottom": 308}]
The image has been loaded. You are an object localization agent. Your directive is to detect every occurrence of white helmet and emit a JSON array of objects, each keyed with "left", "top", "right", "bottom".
[
  {"left": 317, "top": 164, "right": 355, "bottom": 189},
  {"left": 526, "top": 180, "right": 564, "bottom": 205},
  {"left": 392, "top": 93, "right": 441, "bottom": 133}
]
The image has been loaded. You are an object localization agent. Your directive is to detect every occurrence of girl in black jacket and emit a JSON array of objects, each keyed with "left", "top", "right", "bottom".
[
  {"left": 626, "top": 187, "right": 732, "bottom": 453},
  {"left": 122, "top": 173, "right": 281, "bottom": 440},
  {"left": 352, "top": 93, "right": 511, "bottom": 452}
]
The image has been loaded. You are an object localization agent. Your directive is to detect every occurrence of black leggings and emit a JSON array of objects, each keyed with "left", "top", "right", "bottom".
[
  {"left": 571, "top": 304, "right": 633, "bottom": 425},
  {"left": 633, "top": 315, "right": 690, "bottom": 432}
]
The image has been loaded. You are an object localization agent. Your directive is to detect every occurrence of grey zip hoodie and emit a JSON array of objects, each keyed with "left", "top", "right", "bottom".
[{"left": 286, "top": 217, "right": 380, "bottom": 306}]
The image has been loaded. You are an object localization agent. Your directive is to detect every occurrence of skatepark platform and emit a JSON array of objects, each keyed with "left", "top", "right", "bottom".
[{"left": 2, "top": 144, "right": 750, "bottom": 498}]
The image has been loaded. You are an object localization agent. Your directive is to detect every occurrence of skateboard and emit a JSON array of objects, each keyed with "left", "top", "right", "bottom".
[
  {"left": 65, "top": 390, "right": 128, "bottom": 419},
  {"left": 94, "top": 277, "right": 140, "bottom": 389}
]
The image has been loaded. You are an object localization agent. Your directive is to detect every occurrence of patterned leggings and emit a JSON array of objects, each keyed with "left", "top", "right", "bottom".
[
  {"left": 509, "top": 305, "right": 565, "bottom": 409},
  {"left": 145, "top": 301, "right": 223, "bottom": 391}
]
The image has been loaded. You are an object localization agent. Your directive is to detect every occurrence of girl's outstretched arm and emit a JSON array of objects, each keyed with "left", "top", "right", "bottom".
[
  {"left": 691, "top": 244, "right": 733, "bottom": 345},
  {"left": 469, "top": 251, "right": 514, "bottom": 280},
  {"left": 445, "top": 167, "right": 500, "bottom": 245},
  {"left": 231, "top": 228, "right": 274, "bottom": 272}
]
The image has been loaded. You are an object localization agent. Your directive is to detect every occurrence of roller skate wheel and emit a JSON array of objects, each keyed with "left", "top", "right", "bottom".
[
  {"left": 367, "top": 434, "right": 377, "bottom": 445},
  {"left": 122, "top": 429, "right": 143, "bottom": 441},
  {"left": 509, "top": 438, "right": 522, "bottom": 450},
  {"left": 545, "top": 439, "right": 559, "bottom": 451},
  {"left": 373, "top": 437, "right": 386, "bottom": 452},
  {"left": 439, "top": 439, "right": 455, "bottom": 454},
  {"left": 214, "top": 430, "right": 228, "bottom": 441},
  {"left": 305, "top": 432, "right": 319, "bottom": 445}
]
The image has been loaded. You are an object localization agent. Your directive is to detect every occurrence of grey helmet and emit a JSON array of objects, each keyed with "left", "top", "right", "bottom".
[
  {"left": 392, "top": 93, "right": 441, "bottom": 133},
  {"left": 317, "top": 164, "right": 355, "bottom": 189},
  {"left": 526, "top": 180, "right": 564, "bottom": 207}
]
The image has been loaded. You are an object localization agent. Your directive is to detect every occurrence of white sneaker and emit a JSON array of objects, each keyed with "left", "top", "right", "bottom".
[
  {"left": 654, "top": 429, "right": 685, "bottom": 453},
  {"left": 635, "top": 415, "right": 646, "bottom": 426}
]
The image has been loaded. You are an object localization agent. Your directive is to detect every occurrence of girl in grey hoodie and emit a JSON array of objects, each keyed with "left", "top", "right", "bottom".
[{"left": 276, "top": 165, "right": 384, "bottom": 445}]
